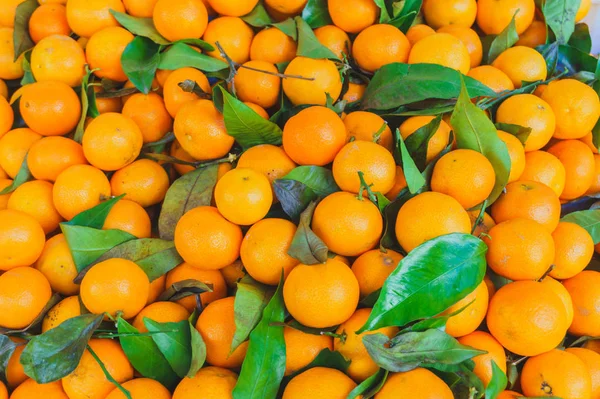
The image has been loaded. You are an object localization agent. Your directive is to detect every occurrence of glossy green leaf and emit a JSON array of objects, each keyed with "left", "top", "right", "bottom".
[
  {"left": 109, "top": 10, "right": 169, "bottom": 44},
  {"left": 295, "top": 17, "right": 339, "bottom": 60},
  {"left": 241, "top": 2, "right": 274, "bottom": 27},
  {"left": 232, "top": 277, "right": 286, "bottom": 399},
  {"left": 561, "top": 210, "right": 600, "bottom": 244},
  {"left": 494, "top": 122, "right": 532, "bottom": 146},
  {"left": 12, "top": 0, "right": 37, "bottom": 61},
  {"left": 0, "top": 335, "right": 17, "bottom": 379},
  {"left": 61, "top": 225, "right": 136, "bottom": 272},
  {"left": 387, "top": 0, "right": 422, "bottom": 32},
  {"left": 117, "top": 317, "right": 179, "bottom": 389},
  {"left": 272, "top": 18, "right": 298, "bottom": 40},
  {"left": 358, "top": 233, "right": 487, "bottom": 333},
  {"left": 20, "top": 314, "right": 103, "bottom": 383},
  {"left": 65, "top": 195, "right": 124, "bottom": 229},
  {"left": 361, "top": 63, "right": 495, "bottom": 111},
  {"left": 273, "top": 179, "right": 316, "bottom": 221},
  {"left": 364, "top": 330, "right": 485, "bottom": 372},
  {"left": 0, "top": 153, "right": 32, "bottom": 195},
  {"left": 301, "top": 0, "right": 332, "bottom": 28},
  {"left": 485, "top": 361, "right": 508, "bottom": 399},
  {"left": 219, "top": 86, "right": 283, "bottom": 149},
  {"left": 121, "top": 37, "right": 161, "bottom": 94},
  {"left": 486, "top": 14, "right": 519, "bottom": 63},
  {"left": 145, "top": 320, "right": 191, "bottom": 378},
  {"left": 569, "top": 23, "right": 592, "bottom": 53},
  {"left": 174, "top": 38, "right": 214, "bottom": 52},
  {"left": 451, "top": 77, "right": 511, "bottom": 204},
  {"left": 188, "top": 319, "right": 206, "bottom": 377},
  {"left": 74, "top": 67, "right": 94, "bottom": 143},
  {"left": 20, "top": 51, "right": 35, "bottom": 85},
  {"left": 158, "top": 42, "right": 228, "bottom": 72},
  {"left": 158, "top": 164, "right": 218, "bottom": 240},
  {"left": 394, "top": 129, "right": 426, "bottom": 194},
  {"left": 281, "top": 166, "right": 340, "bottom": 197},
  {"left": 159, "top": 279, "right": 213, "bottom": 302},
  {"left": 288, "top": 201, "right": 328, "bottom": 264},
  {"left": 286, "top": 348, "right": 350, "bottom": 380},
  {"left": 232, "top": 275, "right": 273, "bottom": 353},
  {"left": 542, "top": 0, "right": 580, "bottom": 44},
  {"left": 404, "top": 115, "right": 442, "bottom": 170},
  {"left": 556, "top": 43, "right": 599, "bottom": 74},
  {"left": 347, "top": 368, "right": 388, "bottom": 399}
]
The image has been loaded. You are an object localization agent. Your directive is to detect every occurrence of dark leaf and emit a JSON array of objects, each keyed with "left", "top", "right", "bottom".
[
  {"left": 394, "top": 129, "right": 426, "bottom": 194},
  {"left": 12, "top": 0, "right": 37, "bottom": 61},
  {"left": 231, "top": 275, "right": 272, "bottom": 353},
  {"left": 241, "top": 2, "right": 274, "bottom": 27},
  {"left": 347, "top": 368, "right": 388, "bottom": 399},
  {"left": 301, "top": 0, "right": 332, "bottom": 28},
  {"left": 593, "top": 114, "right": 600, "bottom": 154},
  {"left": 158, "top": 42, "right": 228, "bottom": 72},
  {"left": 121, "top": 37, "right": 161, "bottom": 94},
  {"left": 273, "top": 179, "right": 317, "bottom": 221},
  {"left": 434, "top": 362, "right": 485, "bottom": 399},
  {"left": 158, "top": 164, "right": 218, "bottom": 240},
  {"left": 158, "top": 279, "right": 213, "bottom": 302},
  {"left": 95, "top": 87, "right": 139, "bottom": 99},
  {"left": 281, "top": 166, "right": 339, "bottom": 197},
  {"left": 20, "top": 51, "right": 35, "bottom": 85},
  {"left": 272, "top": 18, "right": 297, "bottom": 40},
  {"left": 556, "top": 43, "right": 599, "bottom": 74},
  {"left": 232, "top": 277, "right": 286, "bottom": 399},
  {"left": 404, "top": 115, "right": 442, "bottom": 170},
  {"left": 0, "top": 153, "right": 32, "bottom": 195},
  {"left": 65, "top": 195, "right": 124, "bottom": 229},
  {"left": 537, "top": 42, "right": 559, "bottom": 77},
  {"left": 188, "top": 318, "right": 206, "bottom": 377},
  {"left": 387, "top": 0, "right": 422, "bottom": 32},
  {"left": 375, "top": 192, "right": 391, "bottom": 213},
  {"left": 0, "top": 335, "right": 17, "bottom": 379},
  {"left": 486, "top": 13, "right": 519, "bottom": 63},
  {"left": 561, "top": 209, "right": 600, "bottom": 244},
  {"left": 145, "top": 320, "right": 191, "bottom": 378},
  {"left": 542, "top": 0, "right": 580, "bottom": 44},
  {"left": 494, "top": 122, "right": 532, "bottom": 146},
  {"left": 74, "top": 67, "right": 94, "bottom": 143},
  {"left": 506, "top": 362, "right": 518, "bottom": 389},
  {"left": 288, "top": 201, "right": 328, "bottom": 265},
  {"left": 484, "top": 361, "right": 508, "bottom": 399},
  {"left": 20, "top": 314, "right": 103, "bottom": 383},
  {"left": 569, "top": 23, "right": 592, "bottom": 53},
  {"left": 358, "top": 234, "right": 487, "bottom": 332},
  {"left": 295, "top": 16, "right": 339, "bottom": 60},
  {"left": 109, "top": 10, "right": 169, "bottom": 44}
]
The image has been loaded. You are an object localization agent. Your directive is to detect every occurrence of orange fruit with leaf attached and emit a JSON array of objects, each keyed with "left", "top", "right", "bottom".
[
  {"left": 550, "top": 222, "right": 594, "bottom": 280},
  {"left": 153, "top": 0, "right": 208, "bottom": 42},
  {"left": 283, "top": 57, "right": 343, "bottom": 106},
  {"left": 328, "top": 0, "right": 378, "bottom": 33},
  {"left": 396, "top": 192, "right": 471, "bottom": 253},
  {"left": 0, "top": 28, "right": 24, "bottom": 80},
  {"left": 520, "top": 150, "right": 566, "bottom": 197},
  {"left": 376, "top": 368, "right": 453, "bottom": 399},
  {"left": 103, "top": 199, "right": 151, "bottom": 238},
  {"left": 437, "top": 26, "right": 482, "bottom": 68},
  {"left": 399, "top": 116, "right": 451, "bottom": 163},
  {"left": 175, "top": 206, "right": 243, "bottom": 270},
  {"left": 132, "top": 301, "right": 190, "bottom": 333},
  {"left": 237, "top": 144, "right": 297, "bottom": 191},
  {"left": 83, "top": 112, "right": 143, "bottom": 171},
  {"left": 20, "top": 81, "right": 81, "bottom": 136},
  {"left": 8, "top": 180, "right": 62, "bottom": 234},
  {"left": 62, "top": 338, "right": 134, "bottom": 399},
  {"left": 110, "top": 159, "right": 170, "bottom": 208},
  {"left": 65, "top": 0, "right": 124, "bottom": 38},
  {"left": 484, "top": 218, "right": 554, "bottom": 281},
  {"left": 165, "top": 263, "right": 227, "bottom": 310},
  {"left": 28, "top": 4, "right": 70, "bottom": 43},
  {"left": 42, "top": 296, "right": 82, "bottom": 332},
  {"left": 548, "top": 139, "right": 596, "bottom": 200},
  {"left": 30, "top": 34, "right": 86, "bottom": 87},
  {"left": 10, "top": 379, "right": 69, "bottom": 399},
  {"left": 173, "top": 366, "right": 237, "bottom": 399},
  {"left": 458, "top": 331, "right": 506, "bottom": 388},
  {"left": 352, "top": 249, "right": 403, "bottom": 297},
  {"left": 284, "top": 258, "right": 359, "bottom": 328},
  {"left": 313, "top": 191, "right": 383, "bottom": 257},
  {"left": 283, "top": 106, "right": 346, "bottom": 166},
  {"left": 174, "top": 99, "right": 235, "bottom": 161},
  {"left": 122, "top": 92, "right": 173, "bottom": 144},
  {"left": 541, "top": 79, "right": 600, "bottom": 140},
  {"left": 27, "top": 137, "right": 87, "bottom": 182},
  {"left": 203, "top": 17, "right": 254, "bottom": 64},
  {"left": 86, "top": 27, "right": 133, "bottom": 82},
  {"left": 492, "top": 46, "right": 547, "bottom": 88},
  {"left": 0, "top": 128, "right": 42, "bottom": 178},
  {"left": 477, "top": 0, "right": 535, "bottom": 35},
  {"left": 467, "top": 66, "right": 515, "bottom": 93},
  {"left": 564, "top": 271, "right": 600, "bottom": 337},
  {"left": 284, "top": 326, "right": 332, "bottom": 376},
  {"left": 423, "top": 0, "right": 477, "bottom": 29},
  {"left": 0, "top": 210, "right": 46, "bottom": 271},
  {"left": 566, "top": 347, "right": 600, "bottom": 399},
  {"left": 516, "top": 20, "right": 547, "bottom": 48},
  {"left": 487, "top": 280, "right": 568, "bottom": 356},
  {"left": 353, "top": 24, "right": 411, "bottom": 73},
  {"left": 105, "top": 378, "right": 172, "bottom": 399},
  {"left": 335, "top": 308, "right": 399, "bottom": 382},
  {"left": 496, "top": 94, "right": 555, "bottom": 151},
  {"left": 0, "top": 96, "right": 12, "bottom": 137},
  {"left": 283, "top": 367, "right": 357, "bottom": 399},
  {"left": 196, "top": 296, "right": 248, "bottom": 368},
  {"left": 251, "top": 27, "right": 297, "bottom": 64},
  {"left": 234, "top": 60, "right": 281, "bottom": 109},
  {"left": 442, "top": 281, "right": 489, "bottom": 338},
  {"left": 163, "top": 67, "right": 211, "bottom": 118},
  {"left": 0, "top": 267, "right": 51, "bottom": 329},
  {"left": 343, "top": 111, "right": 393, "bottom": 152},
  {"left": 409, "top": 33, "right": 470, "bottom": 74},
  {"left": 314, "top": 25, "right": 351, "bottom": 59},
  {"left": 521, "top": 349, "right": 592, "bottom": 399}
]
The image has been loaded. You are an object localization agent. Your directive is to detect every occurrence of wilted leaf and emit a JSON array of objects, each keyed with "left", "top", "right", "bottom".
[
  {"left": 288, "top": 201, "right": 328, "bottom": 264},
  {"left": 159, "top": 279, "right": 213, "bottom": 302},
  {"left": 12, "top": 0, "right": 37, "bottom": 61},
  {"left": 231, "top": 275, "right": 272, "bottom": 353},
  {"left": 273, "top": 179, "right": 316, "bottom": 221}
]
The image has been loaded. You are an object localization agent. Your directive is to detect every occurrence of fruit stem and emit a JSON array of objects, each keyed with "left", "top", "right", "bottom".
[
  {"left": 372, "top": 121, "right": 388, "bottom": 143},
  {"left": 357, "top": 171, "right": 378, "bottom": 204},
  {"left": 321, "top": 331, "right": 346, "bottom": 342},
  {"left": 87, "top": 344, "right": 132, "bottom": 399},
  {"left": 142, "top": 132, "right": 176, "bottom": 151},
  {"left": 537, "top": 265, "right": 555, "bottom": 282},
  {"left": 177, "top": 79, "right": 212, "bottom": 99},
  {"left": 470, "top": 199, "right": 488, "bottom": 235}
]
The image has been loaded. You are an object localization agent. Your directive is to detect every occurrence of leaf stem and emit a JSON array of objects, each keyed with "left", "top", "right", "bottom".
[
  {"left": 569, "top": 336, "right": 594, "bottom": 348},
  {"left": 372, "top": 121, "right": 388, "bottom": 143},
  {"left": 87, "top": 344, "right": 132, "bottom": 399},
  {"left": 537, "top": 264, "right": 555, "bottom": 282},
  {"left": 321, "top": 331, "right": 346, "bottom": 341},
  {"left": 357, "top": 171, "right": 378, "bottom": 204},
  {"left": 239, "top": 64, "right": 314, "bottom": 81},
  {"left": 177, "top": 79, "right": 212, "bottom": 99},
  {"left": 470, "top": 199, "right": 488, "bottom": 235}
]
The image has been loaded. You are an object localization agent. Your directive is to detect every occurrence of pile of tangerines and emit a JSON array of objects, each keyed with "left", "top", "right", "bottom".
[{"left": 0, "top": 0, "right": 600, "bottom": 398}]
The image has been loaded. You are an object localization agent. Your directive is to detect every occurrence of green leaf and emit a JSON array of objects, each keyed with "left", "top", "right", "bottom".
[
  {"left": 361, "top": 63, "right": 495, "bottom": 111},
  {"left": 117, "top": 317, "right": 179, "bottom": 389},
  {"left": 347, "top": 368, "right": 388, "bottom": 399},
  {"left": 109, "top": 10, "right": 169, "bottom": 45},
  {"left": 20, "top": 314, "right": 103, "bottom": 383},
  {"left": 494, "top": 122, "right": 532, "bottom": 146},
  {"left": 272, "top": 18, "right": 298, "bottom": 40},
  {"left": 0, "top": 335, "right": 17, "bottom": 378},
  {"left": 593, "top": 117, "right": 600, "bottom": 154},
  {"left": 556, "top": 43, "right": 599, "bottom": 74},
  {"left": 569, "top": 23, "right": 592, "bottom": 53},
  {"left": 288, "top": 201, "right": 328, "bottom": 265},
  {"left": 65, "top": 194, "right": 124, "bottom": 229},
  {"left": 0, "top": 152, "right": 32, "bottom": 195},
  {"left": 60, "top": 225, "right": 136, "bottom": 272},
  {"left": 158, "top": 164, "right": 218, "bottom": 240},
  {"left": 281, "top": 166, "right": 339, "bottom": 197},
  {"left": 295, "top": 17, "right": 339, "bottom": 60},
  {"left": 387, "top": 0, "right": 423, "bottom": 32},
  {"left": 20, "top": 51, "right": 35, "bottom": 86},
  {"left": 121, "top": 37, "right": 160, "bottom": 95},
  {"left": 158, "top": 42, "right": 228, "bottom": 72},
  {"left": 394, "top": 129, "right": 426, "bottom": 194},
  {"left": 404, "top": 115, "right": 442, "bottom": 170},
  {"left": 487, "top": 13, "right": 519, "bottom": 63},
  {"left": 374, "top": 0, "right": 393, "bottom": 23},
  {"left": 232, "top": 276, "right": 286, "bottom": 399},
  {"left": 144, "top": 320, "right": 192, "bottom": 378},
  {"left": 363, "top": 330, "right": 485, "bottom": 372},
  {"left": 375, "top": 192, "right": 391, "bottom": 213},
  {"left": 542, "top": 0, "right": 580, "bottom": 44},
  {"left": 404, "top": 300, "right": 474, "bottom": 333},
  {"left": 451, "top": 76, "right": 511, "bottom": 204},
  {"left": 241, "top": 2, "right": 274, "bottom": 27},
  {"left": 434, "top": 362, "right": 485, "bottom": 399},
  {"left": 485, "top": 361, "right": 508, "bottom": 399},
  {"left": 12, "top": 0, "right": 37, "bottom": 61},
  {"left": 301, "top": 0, "right": 332, "bottom": 28},
  {"left": 273, "top": 179, "right": 317, "bottom": 221},
  {"left": 174, "top": 38, "right": 214, "bottom": 52},
  {"left": 74, "top": 66, "right": 94, "bottom": 143},
  {"left": 232, "top": 275, "right": 273, "bottom": 353},
  {"left": 159, "top": 279, "right": 213, "bottom": 302},
  {"left": 0, "top": 294, "right": 60, "bottom": 335},
  {"left": 219, "top": 86, "right": 283, "bottom": 149},
  {"left": 561, "top": 210, "right": 600, "bottom": 244},
  {"left": 188, "top": 318, "right": 206, "bottom": 377},
  {"left": 358, "top": 233, "right": 487, "bottom": 333}
]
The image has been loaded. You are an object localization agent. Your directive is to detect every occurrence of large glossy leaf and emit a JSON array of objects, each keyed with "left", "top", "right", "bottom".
[
  {"left": 301, "top": 0, "right": 332, "bottom": 28},
  {"left": 158, "top": 42, "right": 228, "bottom": 72},
  {"left": 158, "top": 164, "right": 218, "bottom": 240},
  {"left": 219, "top": 86, "right": 283, "bottom": 149},
  {"left": 232, "top": 277, "right": 286, "bottom": 399},
  {"left": 12, "top": 0, "right": 37, "bottom": 60},
  {"left": 288, "top": 201, "right": 328, "bottom": 264},
  {"left": 451, "top": 77, "right": 511, "bottom": 205},
  {"left": 363, "top": 330, "right": 485, "bottom": 372},
  {"left": 273, "top": 179, "right": 316, "bottom": 221},
  {"left": 485, "top": 361, "right": 508, "bottom": 399},
  {"left": 65, "top": 195, "right": 124, "bottom": 229},
  {"left": 121, "top": 37, "right": 160, "bottom": 94},
  {"left": 569, "top": 23, "right": 592, "bottom": 53},
  {"left": 20, "top": 314, "right": 103, "bottom": 383},
  {"left": 295, "top": 17, "right": 339, "bottom": 60},
  {"left": 145, "top": 320, "right": 191, "bottom": 378},
  {"left": 241, "top": 2, "right": 274, "bottom": 27},
  {"left": 272, "top": 18, "right": 297, "bottom": 40},
  {"left": 561, "top": 210, "right": 600, "bottom": 244},
  {"left": 281, "top": 166, "right": 339, "bottom": 197},
  {"left": 542, "top": 0, "right": 580, "bottom": 44},
  {"left": 486, "top": 14, "right": 519, "bottom": 63},
  {"left": 109, "top": 10, "right": 169, "bottom": 44},
  {"left": 231, "top": 276, "right": 272, "bottom": 353},
  {"left": 0, "top": 153, "right": 32, "bottom": 194},
  {"left": 361, "top": 63, "right": 495, "bottom": 111},
  {"left": 358, "top": 234, "right": 487, "bottom": 333}
]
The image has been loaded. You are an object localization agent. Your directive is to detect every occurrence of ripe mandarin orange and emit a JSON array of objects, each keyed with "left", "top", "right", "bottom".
[
  {"left": 65, "top": 0, "right": 124, "bottom": 38},
  {"left": 8, "top": 180, "right": 62, "bottom": 234},
  {"left": 565, "top": 347, "right": 600, "bottom": 399},
  {"left": 10, "top": 379, "right": 68, "bottom": 399},
  {"left": 0, "top": 209, "right": 45, "bottom": 270},
  {"left": 492, "top": 46, "right": 547, "bottom": 88},
  {"left": 564, "top": 271, "right": 600, "bottom": 337},
  {"left": 31, "top": 34, "right": 86, "bottom": 87},
  {"left": 497, "top": 131, "right": 525, "bottom": 183},
  {"left": 477, "top": 0, "right": 535, "bottom": 35},
  {"left": 172, "top": 367, "right": 237, "bottom": 399},
  {"left": 110, "top": 159, "right": 170, "bottom": 207},
  {"left": 458, "top": 331, "right": 507, "bottom": 388},
  {"left": 353, "top": 24, "right": 411, "bottom": 73},
  {"left": 28, "top": 4, "right": 70, "bottom": 43},
  {"left": 0, "top": 96, "right": 12, "bottom": 137},
  {"left": 520, "top": 150, "right": 566, "bottom": 197},
  {"left": 162, "top": 67, "right": 211, "bottom": 118},
  {"left": 408, "top": 33, "right": 470, "bottom": 74},
  {"left": 314, "top": 25, "right": 351, "bottom": 59},
  {"left": 284, "top": 326, "right": 332, "bottom": 375},
  {"left": 0, "top": 28, "right": 24, "bottom": 80},
  {"left": 282, "top": 367, "right": 357, "bottom": 399},
  {"left": 102, "top": 199, "right": 151, "bottom": 238},
  {"left": 467, "top": 66, "right": 515, "bottom": 93},
  {"left": 53, "top": 164, "right": 111, "bottom": 220},
  {"left": 206, "top": 0, "right": 258, "bottom": 16},
  {"left": 551, "top": 222, "right": 594, "bottom": 280},
  {"left": 442, "top": 281, "right": 489, "bottom": 338},
  {"left": 122, "top": 0, "right": 159, "bottom": 17},
  {"left": 250, "top": 27, "right": 297, "bottom": 64},
  {"left": 0, "top": 0, "right": 25, "bottom": 28},
  {"left": 203, "top": 17, "right": 254, "bottom": 64},
  {"left": 351, "top": 249, "right": 403, "bottom": 297},
  {"left": 122, "top": 92, "right": 173, "bottom": 144},
  {"left": 422, "top": 0, "right": 477, "bottom": 29},
  {"left": 41, "top": 296, "right": 81, "bottom": 332},
  {"left": 237, "top": 144, "right": 296, "bottom": 191},
  {"left": 233, "top": 60, "right": 281, "bottom": 108},
  {"left": 328, "top": 0, "right": 378, "bottom": 33},
  {"left": 406, "top": 24, "right": 436, "bottom": 45},
  {"left": 0, "top": 267, "right": 51, "bottom": 329},
  {"left": 541, "top": 276, "right": 574, "bottom": 325},
  {"left": 343, "top": 111, "right": 393, "bottom": 151},
  {"left": 399, "top": 116, "right": 451, "bottom": 163},
  {"left": 437, "top": 25, "right": 482, "bottom": 68},
  {"left": 27, "top": 136, "right": 87, "bottom": 182},
  {"left": 153, "top": 0, "right": 208, "bottom": 42},
  {"left": 105, "top": 378, "right": 171, "bottom": 399},
  {"left": 547, "top": 139, "right": 596, "bottom": 200},
  {"left": 375, "top": 368, "right": 453, "bottom": 399},
  {"left": 0, "top": 128, "right": 42, "bottom": 178},
  {"left": 283, "top": 57, "right": 342, "bottom": 106},
  {"left": 86, "top": 27, "right": 133, "bottom": 82},
  {"left": 516, "top": 20, "right": 547, "bottom": 48}
]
